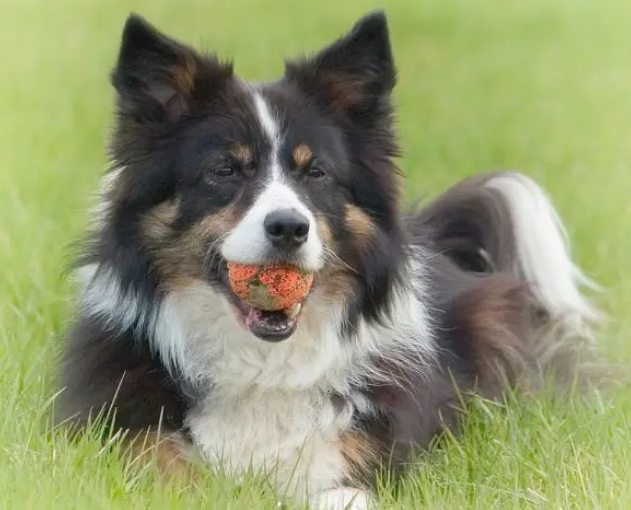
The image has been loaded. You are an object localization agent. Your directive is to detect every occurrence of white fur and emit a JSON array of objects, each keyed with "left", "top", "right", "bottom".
[
  {"left": 253, "top": 91, "right": 282, "bottom": 181},
  {"left": 316, "top": 488, "right": 372, "bottom": 510},
  {"left": 485, "top": 172, "right": 600, "bottom": 335},
  {"left": 77, "top": 263, "right": 151, "bottom": 334},
  {"left": 187, "top": 387, "right": 354, "bottom": 497},
  {"left": 220, "top": 181, "right": 324, "bottom": 271},
  {"left": 89, "top": 167, "right": 123, "bottom": 229}
]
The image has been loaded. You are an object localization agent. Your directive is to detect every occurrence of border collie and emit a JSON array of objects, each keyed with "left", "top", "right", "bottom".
[{"left": 56, "top": 11, "right": 600, "bottom": 510}]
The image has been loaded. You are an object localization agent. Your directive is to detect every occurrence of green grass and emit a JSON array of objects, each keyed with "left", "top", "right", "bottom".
[{"left": 1, "top": 0, "right": 631, "bottom": 508}]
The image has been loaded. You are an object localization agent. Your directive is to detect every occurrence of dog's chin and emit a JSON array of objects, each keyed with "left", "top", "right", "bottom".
[{"left": 218, "top": 262, "right": 309, "bottom": 343}]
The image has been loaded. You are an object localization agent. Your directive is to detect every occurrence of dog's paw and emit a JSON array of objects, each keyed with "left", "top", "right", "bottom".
[{"left": 315, "top": 488, "right": 371, "bottom": 510}]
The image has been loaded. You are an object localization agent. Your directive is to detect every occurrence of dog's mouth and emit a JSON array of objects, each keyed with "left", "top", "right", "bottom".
[
  {"left": 219, "top": 263, "right": 308, "bottom": 342},
  {"left": 228, "top": 294, "right": 304, "bottom": 342}
]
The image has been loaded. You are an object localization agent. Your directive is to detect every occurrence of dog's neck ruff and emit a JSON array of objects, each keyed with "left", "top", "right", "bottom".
[{"left": 77, "top": 250, "right": 434, "bottom": 397}]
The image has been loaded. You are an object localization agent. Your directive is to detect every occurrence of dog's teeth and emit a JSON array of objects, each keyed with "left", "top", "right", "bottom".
[{"left": 287, "top": 303, "right": 302, "bottom": 319}]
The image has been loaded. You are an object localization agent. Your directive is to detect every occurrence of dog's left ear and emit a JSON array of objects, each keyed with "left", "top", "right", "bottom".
[
  {"left": 285, "top": 11, "right": 395, "bottom": 118},
  {"left": 111, "top": 14, "right": 233, "bottom": 124}
]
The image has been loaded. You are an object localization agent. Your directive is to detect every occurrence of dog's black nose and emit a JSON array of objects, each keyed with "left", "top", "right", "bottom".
[{"left": 264, "top": 209, "right": 310, "bottom": 249}]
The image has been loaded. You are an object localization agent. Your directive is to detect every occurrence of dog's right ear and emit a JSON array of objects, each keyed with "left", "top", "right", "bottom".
[
  {"left": 285, "top": 11, "right": 396, "bottom": 119},
  {"left": 111, "top": 15, "right": 233, "bottom": 123}
]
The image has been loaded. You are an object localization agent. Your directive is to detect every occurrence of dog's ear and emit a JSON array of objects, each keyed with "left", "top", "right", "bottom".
[
  {"left": 284, "top": 11, "right": 395, "bottom": 118},
  {"left": 111, "top": 14, "right": 232, "bottom": 123}
]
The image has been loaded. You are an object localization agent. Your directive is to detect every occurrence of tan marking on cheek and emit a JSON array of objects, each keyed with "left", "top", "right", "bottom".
[
  {"left": 230, "top": 144, "right": 253, "bottom": 166},
  {"left": 141, "top": 199, "right": 181, "bottom": 241},
  {"left": 318, "top": 272, "right": 356, "bottom": 301},
  {"left": 293, "top": 143, "right": 313, "bottom": 168},
  {"left": 191, "top": 205, "right": 240, "bottom": 238},
  {"left": 316, "top": 214, "right": 334, "bottom": 247},
  {"left": 143, "top": 203, "right": 240, "bottom": 286},
  {"left": 315, "top": 215, "right": 359, "bottom": 300},
  {"left": 345, "top": 205, "right": 374, "bottom": 244}
]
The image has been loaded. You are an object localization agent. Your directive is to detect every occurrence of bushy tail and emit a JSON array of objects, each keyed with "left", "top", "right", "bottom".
[{"left": 417, "top": 171, "right": 602, "bottom": 386}]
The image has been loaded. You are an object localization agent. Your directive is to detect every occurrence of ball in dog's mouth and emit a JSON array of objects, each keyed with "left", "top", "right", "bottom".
[{"left": 226, "top": 263, "right": 313, "bottom": 342}]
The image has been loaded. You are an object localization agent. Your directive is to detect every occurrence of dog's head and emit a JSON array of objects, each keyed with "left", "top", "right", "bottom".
[{"left": 90, "top": 12, "right": 405, "bottom": 349}]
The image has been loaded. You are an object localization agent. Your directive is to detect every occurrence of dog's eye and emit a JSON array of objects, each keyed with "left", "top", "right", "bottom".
[
  {"left": 306, "top": 166, "right": 325, "bottom": 179},
  {"left": 202, "top": 162, "right": 240, "bottom": 185},
  {"left": 213, "top": 165, "right": 235, "bottom": 178}
]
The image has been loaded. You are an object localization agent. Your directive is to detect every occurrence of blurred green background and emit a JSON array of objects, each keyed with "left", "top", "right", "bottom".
[{"left": 1, "top": 0, "right": 630, "bottom": 508}]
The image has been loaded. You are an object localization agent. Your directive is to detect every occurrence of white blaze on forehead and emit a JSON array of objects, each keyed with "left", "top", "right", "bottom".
[
  {"left": 253, "top": 91, "right": 282, "bottom": 181},
  {"left": 253, "top": 92, "right": 279, "bottom": 145}
]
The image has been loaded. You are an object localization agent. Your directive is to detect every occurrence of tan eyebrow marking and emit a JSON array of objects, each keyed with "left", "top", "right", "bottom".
[
  {"left": 293, "top": 144, "right": 313, "bottom": 168},
  {"left": 230, "top": 144, "right": 253, "bottom": 166}
]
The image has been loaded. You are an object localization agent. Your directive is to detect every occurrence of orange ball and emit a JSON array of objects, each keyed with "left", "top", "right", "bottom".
[{"left": 226, "top": 262, "right": 314, "bottom": 311}]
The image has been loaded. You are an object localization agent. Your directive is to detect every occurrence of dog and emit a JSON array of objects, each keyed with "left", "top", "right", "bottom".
[{"left": 56, "top": 11, "right": 600, "bottom": 510}]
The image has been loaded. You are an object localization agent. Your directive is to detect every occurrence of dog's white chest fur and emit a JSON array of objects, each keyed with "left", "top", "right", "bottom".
[{"left": 186, "top": 387, "right": 352, "bottom": 493}]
